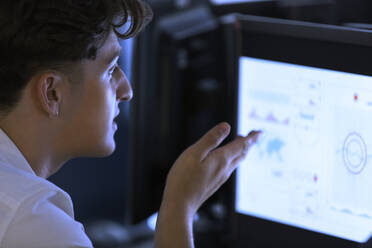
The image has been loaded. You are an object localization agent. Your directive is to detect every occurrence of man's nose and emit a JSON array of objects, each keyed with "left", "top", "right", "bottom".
[{"left": 117, "top": 67, "right": 133, "bottom": 102}]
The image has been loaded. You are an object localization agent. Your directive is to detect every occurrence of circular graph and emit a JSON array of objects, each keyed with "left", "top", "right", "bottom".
[{"left": 342, "top": 132, "right": 367, "bottom": 174}]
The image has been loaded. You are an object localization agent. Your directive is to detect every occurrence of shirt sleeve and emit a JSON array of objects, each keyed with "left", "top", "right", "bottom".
[{"left": 1, "top": 188, "right": 94, "bottom": 248}]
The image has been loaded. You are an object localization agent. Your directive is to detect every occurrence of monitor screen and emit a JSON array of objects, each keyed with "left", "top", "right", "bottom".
[{"left": 236, "top": 55, "right": 372, "bottom": 243}]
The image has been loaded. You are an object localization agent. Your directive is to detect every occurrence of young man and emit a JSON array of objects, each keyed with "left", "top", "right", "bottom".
[{"left": 0, "top": 0, "right": 261, "bottom": 247}]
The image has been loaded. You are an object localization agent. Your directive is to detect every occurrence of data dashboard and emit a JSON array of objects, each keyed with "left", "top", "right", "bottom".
[{"left": 236, "top": 56, "right": 372, "bottom": 243}]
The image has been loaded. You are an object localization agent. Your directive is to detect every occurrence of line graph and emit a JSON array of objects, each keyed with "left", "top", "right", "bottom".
[{"left": 248, "top": 108, "right": 290, "bottom": 126}]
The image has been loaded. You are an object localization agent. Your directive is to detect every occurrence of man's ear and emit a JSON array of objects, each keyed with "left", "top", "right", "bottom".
[{"left": 34, "top": 71, "right": 65, "bottom": 118}]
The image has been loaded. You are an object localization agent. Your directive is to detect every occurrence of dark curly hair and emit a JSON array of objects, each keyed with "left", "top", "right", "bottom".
[{"left": 0, "top": 0, "right": 152, "bottom": 114}]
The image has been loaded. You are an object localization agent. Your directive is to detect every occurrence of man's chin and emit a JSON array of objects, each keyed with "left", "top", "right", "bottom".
[{"left": 86, "top": 140, "right": 117, "bottom": 158}]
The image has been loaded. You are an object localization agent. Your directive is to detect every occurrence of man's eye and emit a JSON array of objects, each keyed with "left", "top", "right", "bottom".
[{"left": 108, "top": 65, "right": 117, "bottom": 77}]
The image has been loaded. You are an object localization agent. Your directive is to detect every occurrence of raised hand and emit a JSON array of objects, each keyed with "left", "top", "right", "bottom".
[{"left": 155, "top": 122, "right": 261, "bottom": 248}]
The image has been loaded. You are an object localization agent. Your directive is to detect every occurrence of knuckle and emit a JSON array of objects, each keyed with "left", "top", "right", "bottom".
[
  {"left": 243, "top": 138, "right": 251, "bottom": 151},
  {"left": 218, "top": 153, "right": 230, "bottom": 165},
  {"left": 216, "top": 161, "right": 227, "bottom": 172},
  {"left": 208, "top": 155, "right": 227, "bottom": 171},
  {"left": 242, "top": 143, "right": 249, "bottom": 155},
  {"left": 214, "top": 164, "right": 227, "bottom": 182}
]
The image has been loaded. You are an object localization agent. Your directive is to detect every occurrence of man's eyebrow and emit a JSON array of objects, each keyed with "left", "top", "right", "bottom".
[{"left": 105, "top": 47, "right": 122, "bottom": 66}]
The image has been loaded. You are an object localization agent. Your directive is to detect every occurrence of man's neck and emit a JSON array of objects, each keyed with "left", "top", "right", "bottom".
[{"left": 0, "top": 111, "right": 66, "bottom": 178}]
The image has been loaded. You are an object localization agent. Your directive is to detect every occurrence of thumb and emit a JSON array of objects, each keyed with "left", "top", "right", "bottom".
[{"left": 190, "top": 122, "right": 231, "bottom": 161}]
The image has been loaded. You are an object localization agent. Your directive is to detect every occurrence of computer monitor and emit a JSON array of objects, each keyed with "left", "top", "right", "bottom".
[{"left": 231, "top": 14, "right": 372, "bottom": 248}]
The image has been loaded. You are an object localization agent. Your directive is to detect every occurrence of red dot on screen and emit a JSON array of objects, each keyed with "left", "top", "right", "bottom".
[
  {"left": 354, "top": 94, "right": 358, "bottom": 101},
  {"left": 314, "top": 174, "right": 318, "bottom": 183}
]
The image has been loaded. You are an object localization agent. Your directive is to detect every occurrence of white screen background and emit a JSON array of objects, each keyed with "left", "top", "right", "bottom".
[{"left": 236, "top": 56, "right": 372, "bottom": 243}]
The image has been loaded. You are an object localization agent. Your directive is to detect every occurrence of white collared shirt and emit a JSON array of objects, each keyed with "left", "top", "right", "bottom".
[{"left": 0, "top": 129, "right": 93, "bottom": 248}]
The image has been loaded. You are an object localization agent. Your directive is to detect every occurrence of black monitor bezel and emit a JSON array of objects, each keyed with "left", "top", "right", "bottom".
[{"left": 229, "top": 14, "right": 372, "bottom": 248}]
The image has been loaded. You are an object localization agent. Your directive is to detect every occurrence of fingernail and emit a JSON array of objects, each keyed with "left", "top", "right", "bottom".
[{"left": 219, "top": 123, "right": 230, "bottom": 135}]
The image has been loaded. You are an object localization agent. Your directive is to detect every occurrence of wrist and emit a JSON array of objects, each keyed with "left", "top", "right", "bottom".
[
  {"left": 155, "top": 196, "right": 196, "bottom": 248},
  {"left": 159, "top": 194, "right": 195, "bottom": 222}
]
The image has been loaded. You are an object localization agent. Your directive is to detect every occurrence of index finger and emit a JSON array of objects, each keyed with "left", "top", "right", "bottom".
[{"left": 210, "top": 130, "right": 261, "bottom": 165}]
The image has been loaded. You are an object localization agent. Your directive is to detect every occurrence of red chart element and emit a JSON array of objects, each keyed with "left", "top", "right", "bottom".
[{"left": 313, "top": 174, "right": 318, "bottom": 183}]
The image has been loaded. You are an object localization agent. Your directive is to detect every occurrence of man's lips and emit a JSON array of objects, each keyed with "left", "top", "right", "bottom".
[{"left": 113, "top": 111, "right": 120, "bottom": 124}]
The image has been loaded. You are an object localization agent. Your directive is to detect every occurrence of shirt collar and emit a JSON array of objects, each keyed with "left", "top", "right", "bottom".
[{"left": 0, "top": 128, "right": 37, "bottom": 176}]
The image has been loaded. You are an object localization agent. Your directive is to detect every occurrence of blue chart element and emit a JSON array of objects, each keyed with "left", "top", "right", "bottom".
[
  {"left": 300, "top": 112, "right": 315, "bottom": 121},
  {"left": 258, "top": 137, "right": 285, "bottom": 162}
]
